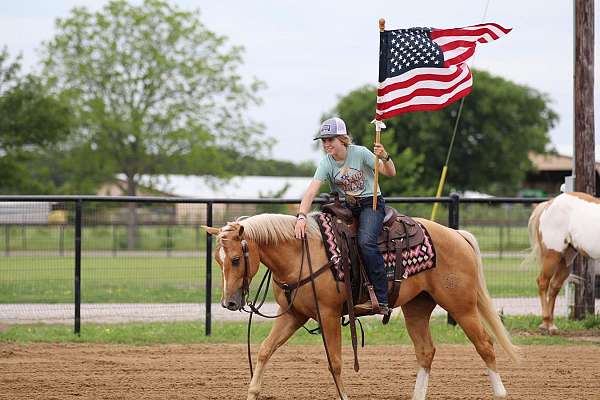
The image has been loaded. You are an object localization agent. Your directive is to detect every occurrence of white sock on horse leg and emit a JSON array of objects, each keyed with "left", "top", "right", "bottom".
[
  {"left": 412, "top": 367, "right": 429, "bottom": 400},
  {"left": 487, "top": 368, "right": 507, "bottom": 398}
]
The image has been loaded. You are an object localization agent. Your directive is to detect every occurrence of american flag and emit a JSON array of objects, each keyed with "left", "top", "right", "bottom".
[{"left": 376, "top": 23, "right": 511, "bottom": 120}]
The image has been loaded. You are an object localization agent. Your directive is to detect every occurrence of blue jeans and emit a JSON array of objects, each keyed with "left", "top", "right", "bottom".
[{"left": 349, "top": 196, "right": 388, "bottom": 305}]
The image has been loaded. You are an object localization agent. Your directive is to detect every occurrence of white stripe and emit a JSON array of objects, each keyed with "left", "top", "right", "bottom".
[
  {"left": 376, "top": 65, "right": 470, "bottom": 104},
  {"left": 455, "top": 23, "right": 507, "bottom": 36},
  {"left": 433, "top": 32, "right": 497, "bottom": 46},
  {"left": 442, "top": 46, "right": 472, "bottom": 61},
  {"left": 377, "top": 64, "right": 461, "bottom": 89},
  {"left": 376, "top": 75, "right": 472, "bottom": 115}
]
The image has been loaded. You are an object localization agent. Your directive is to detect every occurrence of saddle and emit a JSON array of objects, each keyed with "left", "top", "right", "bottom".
[{"left": 318, "top": 195, "right": 427, "bottom": 316}]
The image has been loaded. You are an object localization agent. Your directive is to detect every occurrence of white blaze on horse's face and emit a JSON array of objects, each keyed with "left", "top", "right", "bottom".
[{"left": 216, "top": 223, "right": 247, "bottom": 308}]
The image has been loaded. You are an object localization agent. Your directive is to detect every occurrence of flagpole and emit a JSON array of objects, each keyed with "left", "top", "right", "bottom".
[{"left": 373, "top": 18, "right": 386, "bottom": 210}]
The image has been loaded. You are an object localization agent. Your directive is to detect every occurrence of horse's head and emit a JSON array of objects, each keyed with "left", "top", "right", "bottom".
[{"left": 202, "top": 222, "right": 261, "bottom": 311}]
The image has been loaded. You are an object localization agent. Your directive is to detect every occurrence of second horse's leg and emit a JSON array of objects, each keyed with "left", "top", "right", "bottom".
[
  {"left": 247, "top": 309, "right": 308, "bottom": 400},
  {"left": 537, "top": 250, "right": 561, "bottom": 333},
  {"left": 546, "top": 257, "right": 570, "bottom": 333}
]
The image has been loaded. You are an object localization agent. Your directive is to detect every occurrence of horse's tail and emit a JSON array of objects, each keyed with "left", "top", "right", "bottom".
[
  {"left": 520, "top": 201, "right": 548, "bottom": 270},
  {"left": 457, "top": 229, "right": 520, "bottom": 364}
]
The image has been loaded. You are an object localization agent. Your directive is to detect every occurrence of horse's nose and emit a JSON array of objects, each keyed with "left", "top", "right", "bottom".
[{"left": 226, "top": 300, "right": 239, "bottom": 311}]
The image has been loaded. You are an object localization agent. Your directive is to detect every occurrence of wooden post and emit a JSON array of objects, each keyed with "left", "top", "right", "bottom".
[
  {"left": 573, "top": 0, "right": 596, "bottom": 319},
  {"left": 373, "top": 18, "right": 386, "bottom": 210}
]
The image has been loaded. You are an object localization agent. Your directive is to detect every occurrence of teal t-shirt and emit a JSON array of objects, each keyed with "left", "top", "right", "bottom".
[{"left": 313, "top": 144, "right": 381, "bottom": 199}]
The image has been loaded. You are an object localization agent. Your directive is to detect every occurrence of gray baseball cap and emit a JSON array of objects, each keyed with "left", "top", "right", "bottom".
[{"left": 314, "top": 117, "right": 348, "bottom": 140}]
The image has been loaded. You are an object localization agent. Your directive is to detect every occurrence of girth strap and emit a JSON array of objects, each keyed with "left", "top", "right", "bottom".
[{"left": 273, "top": 261, "right": 334, "bottom": 305}]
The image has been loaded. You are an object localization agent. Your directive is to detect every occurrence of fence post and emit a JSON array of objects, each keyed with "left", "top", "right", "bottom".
[
  {"left": 59, "top": 225, "right": 65, "bottom": 256},
  {"left": 112, "top": 224, "right": 117, "bottom": 256},
  {"left": 205, "top": 202, "right": 213, "bottom": 336},
  {"left": 74, "top": 199, "right": 82, "bottom": 336},
  {"left": 447, "top": 192, "right": 460, "bottom": 326},
  {"left": 4, "top": 225, "right": 9, "bottom": 256}
]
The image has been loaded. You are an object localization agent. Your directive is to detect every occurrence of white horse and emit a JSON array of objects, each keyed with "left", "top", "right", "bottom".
[{"left": 525, "top": 191, "right": 600, "bottom": 333}]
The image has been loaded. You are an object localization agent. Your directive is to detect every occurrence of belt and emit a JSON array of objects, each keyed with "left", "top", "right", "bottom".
[{"left": 345, "top": 194, "right": 382, "bottom": 206}]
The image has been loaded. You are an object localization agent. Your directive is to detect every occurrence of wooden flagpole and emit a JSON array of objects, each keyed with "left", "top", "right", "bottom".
[{"left": 373, "top": 18, "right": 386, "bottom": 210}]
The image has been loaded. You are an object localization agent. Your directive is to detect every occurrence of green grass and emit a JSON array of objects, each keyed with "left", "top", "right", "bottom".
[
  {"left": 0, "top": 255, "right": 541, "bottom": 303},
  {"left": 0, "top": 225, "right": 208, "bottom": 252},
  {"left": 1, "top": 315, "right": 598, "bottom": 346}
]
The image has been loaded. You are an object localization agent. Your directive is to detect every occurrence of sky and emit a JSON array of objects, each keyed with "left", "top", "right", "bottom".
[{"left": 1, "top": 0, "right": 599, "bottom": 164}]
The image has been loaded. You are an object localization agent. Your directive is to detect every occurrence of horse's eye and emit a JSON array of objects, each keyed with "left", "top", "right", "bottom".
[{"left": 231, "top": 256, "right": 240, "bottom": 266}]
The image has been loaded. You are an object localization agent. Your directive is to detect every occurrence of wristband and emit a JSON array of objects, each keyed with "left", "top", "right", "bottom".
[
  {"left": 383, "top": 153, "right": 391, "bottom": 162},
  {"left": 296, "top": 213, "right": 306, "bottom": 220}
]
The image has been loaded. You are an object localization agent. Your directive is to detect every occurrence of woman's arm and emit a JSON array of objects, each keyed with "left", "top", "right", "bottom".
[
  {"left": 295, "top": 179, "right": 322, "bottom": 239},
  {"left": 373, "top": 143, "right": 396, "bottom": 177}
]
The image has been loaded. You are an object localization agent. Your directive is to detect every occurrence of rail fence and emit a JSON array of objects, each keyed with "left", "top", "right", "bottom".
[{"left": 0, "top": 194, "right": 596, "bottom": 335}]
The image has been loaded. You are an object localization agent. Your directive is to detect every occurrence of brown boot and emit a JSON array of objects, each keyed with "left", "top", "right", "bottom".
[{"left": 354, "top": 301, "right": 390, "bottom": 316}]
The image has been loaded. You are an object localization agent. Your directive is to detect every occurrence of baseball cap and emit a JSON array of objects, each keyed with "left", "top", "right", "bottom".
[{"left": 314, "top": 117, "right": 348, "bottom": 140}]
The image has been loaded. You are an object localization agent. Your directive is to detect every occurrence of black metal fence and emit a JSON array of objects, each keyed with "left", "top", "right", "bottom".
[{"left": 4, "top": 194, "right": 590, "bottom": 336}]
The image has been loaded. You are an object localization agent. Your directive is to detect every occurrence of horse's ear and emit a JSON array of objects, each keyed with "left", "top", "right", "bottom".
[
  {"left": 238, "top": 225, "right": 244, "bottom": 238},
  {"left": 201, "top": 225, "right": 221, "bottom": 235}
]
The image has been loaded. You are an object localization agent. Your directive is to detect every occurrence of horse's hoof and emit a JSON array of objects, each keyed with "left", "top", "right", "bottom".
[
  {"left": 538, "top": 324, "right": 550, "bottom": 335},
  {"left": 548, "top": 325, "right": 559, "bottom": 335}
]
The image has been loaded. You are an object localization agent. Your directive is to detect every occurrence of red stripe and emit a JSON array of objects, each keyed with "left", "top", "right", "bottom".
[
  {"left": 377, "top": 67, "right": 464, "bottom": 97},
  {"left": 467, "top": 22, "right": 511, "bottom": 34},
  {"left": 439, "top": 40, "right": 478, "bottom": 52},
  {"left": 443, "top": 46, "right": 476, "bottom": 67},
  {"left": 376, "top": 71, "right": 471, "bottom": 111},
  {"left": 431, "top": 26, "right": 501, "bottom": 41},
  {"left": 430, "top": 24, "right": 511, "bottom": 40},
  {"left": 375, "top": 87, "right": 472, "bottom": 120}
]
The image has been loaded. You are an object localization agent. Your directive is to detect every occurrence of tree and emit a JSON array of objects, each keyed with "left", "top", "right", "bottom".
[
  {"left": 0, "top": 48, "right": 74, "bottom": 193},
  {"left": 41, "top": 0, "right": 268, "bottom": 246},
  {"left": 329, "top": 70, "right": 558, "bottom": 195}
]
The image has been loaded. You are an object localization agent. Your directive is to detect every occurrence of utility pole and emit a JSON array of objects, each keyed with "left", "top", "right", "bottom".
[{"left": 572, "top": 0, "right": 596, "bottom": 319}]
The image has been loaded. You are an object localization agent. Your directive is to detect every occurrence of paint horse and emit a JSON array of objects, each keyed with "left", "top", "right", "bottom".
[
  {"left": 203, "top": 213, "right": 519, "bottom": 400},
  {"left": 526, "top": 191, "right": 600, "bottom": 333}
]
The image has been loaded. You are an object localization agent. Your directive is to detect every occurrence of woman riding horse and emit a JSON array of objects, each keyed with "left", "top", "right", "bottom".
[{"left": 294, "top": 117, "right": 396, "bottom": 315}]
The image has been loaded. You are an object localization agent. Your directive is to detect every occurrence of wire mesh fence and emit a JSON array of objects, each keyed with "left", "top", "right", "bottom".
[{"left": 1, "top": 195, "right": 597, "bottom": 332}]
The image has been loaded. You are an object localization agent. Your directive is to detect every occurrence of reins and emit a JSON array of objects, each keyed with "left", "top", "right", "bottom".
[{"left": 238, "top": 235, "right": 344, "bottom": 400}]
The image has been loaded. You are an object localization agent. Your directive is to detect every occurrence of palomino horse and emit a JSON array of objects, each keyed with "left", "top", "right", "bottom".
[
  {"left": 525, "top": 191, "right": 600, "bottom": 333},
  {"left": 203, "top": 213, "right": 518, "bottom": 400}
]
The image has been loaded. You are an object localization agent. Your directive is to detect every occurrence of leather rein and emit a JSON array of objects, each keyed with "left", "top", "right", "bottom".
[{"left": 235, "top": 236, "right": 345, "bottom": 400}]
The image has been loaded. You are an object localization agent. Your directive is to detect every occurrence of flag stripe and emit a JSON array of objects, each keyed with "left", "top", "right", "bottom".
[
  {"left": 443, "top": 45, "right": 476, "bottom": 66},
  {"left": 376, "top": 85, "right": 472, "bottom": 119},
  {"left": 377, "top": 68, "right": 472, "bottom": 112},
  {"left": 377, "top": 65, "right": 465, "bottom": 97}
]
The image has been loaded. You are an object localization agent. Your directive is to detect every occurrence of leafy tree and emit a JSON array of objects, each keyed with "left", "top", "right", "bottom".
[
  {"left": 41, "top": 0, "right": 268, "bottom": 246},
  {"left": 329, "top": 69, "right": 558, "bottom": 196},
  {"left": 0, "top": 48, "right": 74, "bottom": 193}
]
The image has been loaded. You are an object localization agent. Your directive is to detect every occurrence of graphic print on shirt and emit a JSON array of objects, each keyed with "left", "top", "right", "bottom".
[{"left": 334, "top": 167, "right": 366, "bottom": 196}]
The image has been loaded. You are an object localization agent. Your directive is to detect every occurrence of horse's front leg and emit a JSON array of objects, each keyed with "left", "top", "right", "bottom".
[
  {"left": 320, "top": 311, "right": 349, "bottom": 400},
  {"left": 247, "top": 308, "right": 307, "bottom": 400}
]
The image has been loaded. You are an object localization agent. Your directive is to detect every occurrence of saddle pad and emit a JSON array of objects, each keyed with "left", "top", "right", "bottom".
[
  {"left": 314, "top": 213, "right": 346, "bottom": 281},
  {"left": 384, "top": 223, "right": 436, "bottom": 280},
  {"left": 314, "top": 213, "right": 436, "bottom": 281}
]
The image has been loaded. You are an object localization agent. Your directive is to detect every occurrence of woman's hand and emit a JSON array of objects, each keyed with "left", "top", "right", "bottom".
[
  {"left": 373, "top": 143, "right": 389, "bottom": 160},
  {"left": 294, "top": 216, "right": 307, "bottom": 239}
]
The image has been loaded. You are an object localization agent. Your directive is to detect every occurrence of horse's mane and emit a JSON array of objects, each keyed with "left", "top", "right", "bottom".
[{"left": 239, "top": 213, "right": 321, "bottom": 246}]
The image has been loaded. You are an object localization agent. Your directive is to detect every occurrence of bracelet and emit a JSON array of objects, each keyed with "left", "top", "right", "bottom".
[{"left": 296, "top": 213, "right": 307, "bottom": 220}]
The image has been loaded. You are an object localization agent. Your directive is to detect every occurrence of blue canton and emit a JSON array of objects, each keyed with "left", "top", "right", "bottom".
[{"left": 382, "top": 28, "right": 444, "bottom": 79}]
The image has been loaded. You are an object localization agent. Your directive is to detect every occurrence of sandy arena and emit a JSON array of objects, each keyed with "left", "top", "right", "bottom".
[{"left": 1, "top": 343, "right": 599, "bottom": 399}]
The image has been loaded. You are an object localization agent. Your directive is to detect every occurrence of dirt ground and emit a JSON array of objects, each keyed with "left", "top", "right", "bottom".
[{"left": 1, "top": 343, "right": 599, "bottom": 400}]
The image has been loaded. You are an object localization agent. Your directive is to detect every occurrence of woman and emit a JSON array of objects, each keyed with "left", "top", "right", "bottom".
[{"left": 294, "top": 117, "right": 396, "bottom": 315}]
